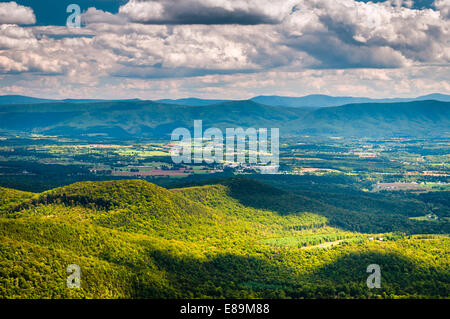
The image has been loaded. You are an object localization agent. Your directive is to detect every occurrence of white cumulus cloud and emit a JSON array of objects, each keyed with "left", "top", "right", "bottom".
[{"left": 0, "top": 2, "right": 36, "bottom": 25}]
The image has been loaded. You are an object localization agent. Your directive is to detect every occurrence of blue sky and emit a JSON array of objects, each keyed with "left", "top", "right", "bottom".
[
  {"left": 0, "top": 1, "right": 127, "bottom": 25},
  {"left": 0, "top": 0, "right": 448, "bottom": 99}
]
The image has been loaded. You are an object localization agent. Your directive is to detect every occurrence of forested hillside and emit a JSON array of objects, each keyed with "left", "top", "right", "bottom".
[
  {"left": 0, "top": 179, "right": 448, "bottom": 299},
  {"left": 0, "top": 100, "right": 448, "bottom": 139}
]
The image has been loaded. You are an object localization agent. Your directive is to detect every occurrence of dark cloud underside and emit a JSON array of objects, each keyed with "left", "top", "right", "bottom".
[{"left": 135, "top": 7, "right": 277, "bottom": 25}]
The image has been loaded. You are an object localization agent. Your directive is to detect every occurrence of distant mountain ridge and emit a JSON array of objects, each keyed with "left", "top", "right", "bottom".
[
  {"left": 251, "top": 94, "right": 450, "bottom": 108},
  {"left": 156, "top": 98, "right": 229, "bottom": 106},
  {"left": 294, "top": 100, "right": 450, "bottom": 137},
  {"left": 0, "top": 95, "right": 55, "bottom": 105},
  {"left": 1, "top": 93, "right": 450, "bottom": 108},
  {"left": 158, "top": 93, "right": 450, "bottom": 108},
  {"left": 0, "top": 99, "right": 448, "bottom": 139},
  {"left": 0, "top": 95, "right": 141, "bottom": 105}
]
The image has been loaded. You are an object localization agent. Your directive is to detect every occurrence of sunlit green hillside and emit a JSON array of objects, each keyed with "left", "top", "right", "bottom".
[{"left": 0, "top": 179, "right": 449, "bottom": 299}]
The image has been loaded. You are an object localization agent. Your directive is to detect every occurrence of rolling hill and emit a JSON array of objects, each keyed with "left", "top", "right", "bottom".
[{"left": 0, "top": 178, "right": 448, "bottom": 298}]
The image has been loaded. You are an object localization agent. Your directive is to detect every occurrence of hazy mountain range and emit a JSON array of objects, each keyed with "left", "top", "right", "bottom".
[
  {"left": 0, "top": 95, "right": 140, "bottom": 106},
  {"left": 159, "top": 93, "right": 450, "bottom": 108},
  {"left": 250, "top": 93, "right": 450, "bottom": 108},
  {"left": 1, "top": 93, "right": 450, "bottom": 108},
  {"left": 0, "top": 97, "right": 448, "bottom": 139}
]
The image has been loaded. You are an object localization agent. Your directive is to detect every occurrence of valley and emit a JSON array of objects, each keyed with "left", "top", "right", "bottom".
[
  {"left": 1, "top": 0, "right": 449, "bottom": 303},
  {"left": 0, "top": 97, "right": 448, "bottom": 299}
]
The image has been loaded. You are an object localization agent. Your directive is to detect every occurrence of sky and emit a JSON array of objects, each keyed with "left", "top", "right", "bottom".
[{"left": 0, "top": 0, "right": 448, "bottom": 100}]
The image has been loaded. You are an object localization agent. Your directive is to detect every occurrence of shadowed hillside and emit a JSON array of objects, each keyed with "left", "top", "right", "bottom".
[{"left": 173, "top": 178, "right": 450, "bottom": 234}]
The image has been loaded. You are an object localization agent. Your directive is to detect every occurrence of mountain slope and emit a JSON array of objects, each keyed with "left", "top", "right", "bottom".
[
  {"left": 0, "top": 179, "right": 449, "bottom": 298},
  {"left": 0, "top": 99, "right": 448, "bottom": 138},
  {"left": 0, "top": 100, "right": 308, "bottom": 138},
  {"left": 297, "top": 100, "right": 450, "bottom": 137},
  {"left": 173, "top": 178, "right": 450, "bottom": 234}
]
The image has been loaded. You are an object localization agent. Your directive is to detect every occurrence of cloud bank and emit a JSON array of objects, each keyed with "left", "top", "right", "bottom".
[
  {"left": 0, "top": 0, "right": 448, "bottom": 99},
  {"left": 0, "top": 1, "right": 36, "bottom": 25},
  {"left": 119, "top": 0, "right": 297, "bottom": 25}
]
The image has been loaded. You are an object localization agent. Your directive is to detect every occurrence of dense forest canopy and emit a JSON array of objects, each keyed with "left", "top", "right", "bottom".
[{"left": 1, "top": 179, "right": 448, "bottom": 299}]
